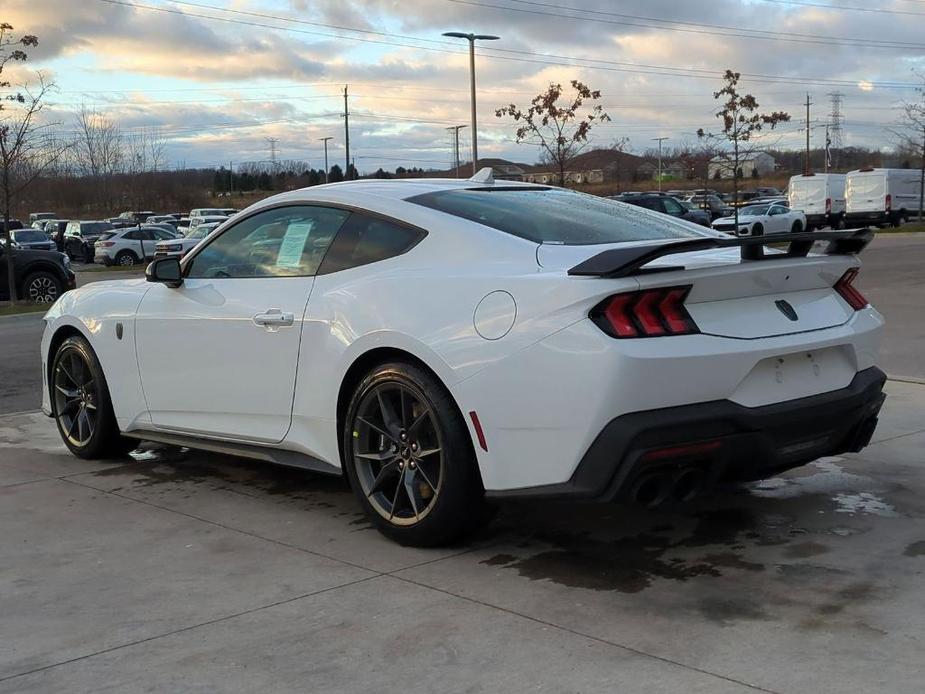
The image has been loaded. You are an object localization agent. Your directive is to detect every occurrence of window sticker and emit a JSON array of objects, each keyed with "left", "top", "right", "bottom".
[{"left": 276, "top": 222, "right": 313, "bottom": 268}]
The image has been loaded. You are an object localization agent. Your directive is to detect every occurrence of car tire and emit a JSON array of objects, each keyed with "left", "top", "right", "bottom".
[
  {"left": 752, "top": 223, "right": 764, "bottom": 236},
  {"left": 893, "top": 213, "right": 908, "bottom": 228},
  {"left": 342, "top": 361, "right": 484, "bottom": 547},
  {"left": 51, "top": 335, "right": 136, "bottom": 459},
  {"left": 791, "top": 221, "right": 803, "bottom": 233},
  {"left": 22, "top": 271, "right": 63, "bottom": 304},
  {"left": 115, "top": 250, "right": 138, "bottom": 267}
]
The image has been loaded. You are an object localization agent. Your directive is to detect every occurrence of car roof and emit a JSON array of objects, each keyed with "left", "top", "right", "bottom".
[{"left": 265, "top": 177, "right": 544, "bottom": 205}]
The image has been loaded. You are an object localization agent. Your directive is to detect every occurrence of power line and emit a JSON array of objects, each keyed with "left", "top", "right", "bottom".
[
  {"left": 756, "top": 0, "right": 925, "bottom": 16},
  {"left": 90, "top": 0, "right": 922, "bottom": 90},
  {"left": 450, "top": 0, "right": 925, "bottom": 49}
]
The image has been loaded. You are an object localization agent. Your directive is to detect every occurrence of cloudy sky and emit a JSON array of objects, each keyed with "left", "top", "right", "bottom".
[{"left": 4, "top": 0, "right": 924, "bottom": 173}]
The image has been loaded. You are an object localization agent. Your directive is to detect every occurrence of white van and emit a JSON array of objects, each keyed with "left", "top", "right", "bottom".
[
  {"left": 788, "top": 173, "right": 845, "bottom": 230},
  {"left": 846, "top": 168, "right": 920, "bottom": 227}
]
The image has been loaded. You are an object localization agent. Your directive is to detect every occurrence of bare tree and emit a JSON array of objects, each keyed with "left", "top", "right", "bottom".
[
  {"left": 891, "top": 72, "right": 925, "bottom": 220},
  {"left": 698, "top": 70, "right": 790, "bottom": 229},
  {"left": 1, "top": 25, "right": 68, "bottom": 304},
  {"left": 72, "top": 105, "right": 123, "bottom": 212},
  {"left": 497, "top": 80, "right": 610, "bottom": 187}
]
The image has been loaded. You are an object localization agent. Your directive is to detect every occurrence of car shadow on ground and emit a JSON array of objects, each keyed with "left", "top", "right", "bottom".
[{"left": 95, "top": 441, "right": 917, "bottom": 608}]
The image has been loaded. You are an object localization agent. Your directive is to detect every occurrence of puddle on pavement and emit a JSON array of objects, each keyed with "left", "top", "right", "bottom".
[{"left": 479, "top": 457, "right": 910, "bottom": 602}]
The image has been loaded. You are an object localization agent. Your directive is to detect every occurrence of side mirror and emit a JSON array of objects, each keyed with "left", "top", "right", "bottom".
[{"left": 146, "top": 256, "right": 183, "bottom": 287}]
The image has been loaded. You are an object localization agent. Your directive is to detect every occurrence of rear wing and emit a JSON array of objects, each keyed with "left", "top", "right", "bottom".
[{"left": 568, "top": 228, "right": 874, "bottom": 279}]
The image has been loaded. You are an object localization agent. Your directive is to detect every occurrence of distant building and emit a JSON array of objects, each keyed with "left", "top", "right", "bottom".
[{"left": 708, "top": 152, "right": 776, "bottom": 179}]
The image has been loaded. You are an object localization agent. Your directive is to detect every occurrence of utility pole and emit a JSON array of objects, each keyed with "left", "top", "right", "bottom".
[
  {"left": 447, "top": 125, "right": 466, "bottom": 177},
  {"left": 343, "top": 85, "right": 351, "bottom": 180},
  {"left": 803, "top": 93, "right": 812, "bottom": 175},
  {"left": 229, "top": 160, "right": 234, "bottom": 195},
  {"left": 651, "top": 136, "right": 668, "bottom": 192},
  {"left": 824, "top": 125, "right": 830, "bottom": 174},
  {"left": 318, "top": 136, "right": 333, "bottom": 183}
]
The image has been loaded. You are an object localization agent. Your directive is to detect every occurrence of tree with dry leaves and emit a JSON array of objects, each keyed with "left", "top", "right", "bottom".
[
  {"left": 497, "top": 80, "right": 610, "bottom": 187},
  {"left": 698, "top": 70, "right": 790, "bottom": 229},
  {"left": 1, "top": 23, "right": 69, "bottom": 304}
]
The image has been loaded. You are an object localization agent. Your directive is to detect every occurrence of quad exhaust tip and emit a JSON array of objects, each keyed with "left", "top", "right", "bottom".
[{"left": 630, "top": 466, "right": 707, "bottom": 508}]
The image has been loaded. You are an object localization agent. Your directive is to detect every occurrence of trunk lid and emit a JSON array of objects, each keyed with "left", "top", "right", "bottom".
[{"left": 541, "top": 242, "right": 857, "bottom": 340}]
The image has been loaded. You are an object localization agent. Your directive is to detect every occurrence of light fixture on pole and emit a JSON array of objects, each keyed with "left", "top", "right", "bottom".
[
  {"left": 442, "top": 31, "right": 500, "bottom": 176},
  {"left": 318, "top": 136, "right": 333, "bottom": 183}
]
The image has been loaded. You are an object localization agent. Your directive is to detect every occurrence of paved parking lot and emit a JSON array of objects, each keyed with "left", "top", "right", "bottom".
[
  {"left": 1, "top": 235, "right": 924, "bottom": 692},
  {"left": 2, "top": 381, "right": 924, "bottom": 693}
]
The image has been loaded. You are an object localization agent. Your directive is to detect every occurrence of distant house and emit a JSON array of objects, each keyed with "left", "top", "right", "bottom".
[
  {"left": 521, "top": 148, "right": 644, "bottom": 186},
  {"left": 708, "top": 152, "right": 776, "bottom": 179},
  {"left": 636, "top": 160, "right": 692, "bottom": 181}
]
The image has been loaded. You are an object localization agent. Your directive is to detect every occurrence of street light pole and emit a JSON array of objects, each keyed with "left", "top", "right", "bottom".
[
  {"left": 318, "top": 136, "right": 333, "bottom": 183},
  {"left": 651, "top": 137, "right": 668, "bottom": 192},
  {"left": 442, "top": 31, "right": 500, "bottom": 176}
]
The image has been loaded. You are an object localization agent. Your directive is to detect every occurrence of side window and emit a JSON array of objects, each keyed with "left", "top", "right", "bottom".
[
  {"left": 186, "top": 205, "right": 349, "bottom": 279},
  {"left": 152, "top": 229, "right": 174, "bottom": 240},
  {"left": 662, "top": 198, "right": 685, "bottom": 216},
  {"left": 124, "top": 230, "right": 144, "bottom": 241},
  {"left": 318, "top": 213, "right": 425, "bottom": 275}
]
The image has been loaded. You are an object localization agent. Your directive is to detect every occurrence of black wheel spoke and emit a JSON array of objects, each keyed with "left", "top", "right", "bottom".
[
  {"left": 58, "top": 360, "right": 79, "bottom": 387},
  {"left": 67, "top": 407, "right": 81, "bottom": 439},
  {"left": 415, "top": 446, "right": 441, "bottom": 458},
  {"left": 408, "top": 407, "right": 430, "bottom": 435},
  {"left": 403, "top": 470, "right": 422, "bottom": 520},
  {"left": 55, "top": 384, "right": 79, "bottom": 398},
  {"left": 367, "top": 460, "right": 399, "bottom": 498},
  {"left": 388, "top": 470, "right": 406, "bottom": 520},
  {"left": 355, "top": 449, "right": 395, "bottom": 462},
  {"left": 377, "top": 389, "right": 401, "bottom": 434},
  {"left": 414, "top": 461, "right": 437, "bottom": 495},
  {"left": 357, "top": 416, "right": 397, "bottom": 444}
]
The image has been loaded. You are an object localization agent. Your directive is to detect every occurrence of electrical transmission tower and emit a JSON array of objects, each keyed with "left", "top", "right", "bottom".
[
  {"left": 266, "top": 137, "right": 280, "bottom": 173},
  {"left": 828, "top": 92, "right": 844, "bottom": 169}
]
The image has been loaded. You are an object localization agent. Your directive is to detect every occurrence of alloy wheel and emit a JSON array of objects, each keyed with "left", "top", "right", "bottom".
[
  {"left": 119, "top": 253, "right": 136, "bottom": 266},
  {"left": 28, "top": 276, "right": 59, "bottom": 303},
  {"left": 53, "top": 348, "right": 99, "bottom": 448},
  {"left": 351, "top": 382, "right": 444, "bottom": 526}
]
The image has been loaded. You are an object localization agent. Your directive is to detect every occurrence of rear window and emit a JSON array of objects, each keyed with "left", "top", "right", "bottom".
[
  {"left": 408, "top": 187, "right": 706, "bottom": 245},
  {"left": 12, "top": 230, "right": 46, "bottom": 242}
]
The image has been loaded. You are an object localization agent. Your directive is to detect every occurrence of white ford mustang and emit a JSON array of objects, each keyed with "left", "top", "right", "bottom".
[
  {"left": 712, "top": 202, "right": 807, "bottom": 237},
  {"left": 40, "top": 171, "right": 886, "bottom": 546}
]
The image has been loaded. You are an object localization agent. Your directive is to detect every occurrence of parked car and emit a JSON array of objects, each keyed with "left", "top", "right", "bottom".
[
  {"left": 146, "top": 215, "right": 179, "bottom": 228},
  {"left": 712, "top": 202, "right": 807, "bottom": 236},
  {"left": 153, "top": 222, "right": 220, "bottom": 258},
  {"left": 189, "top": 207, "right": 236, "bottom": 220},
  {"left": 189, "top": 214, "right": 229, "bottom": 230},
  {"left": 94, "top": 225, "right": 183, "bottom": 266},
  {"left": 0, "top": 240, "right": 75, "bottom": 303},
  {"left": 755, "top": 186, "right": 782, "bottom": 197},
  {"left": 107, "top": 217, "right": 138, "bottom": 229},
  {"left": 789, "top": 173, "right": 846, "bottom": 230},
  {"left": 40, "top": 173, "right": 885, "bottom": 546},
  {"left": 10, "top": 228, "right": 56, "bottom": 251},
  {"left": 676, "top": 200, "right": 713, "bottom": 226},
  {"left": 683, "top": 194, "right": 733, "bottom": 220},
  {"left": 64, "top": 220, "right": 115, "bottom": 262},
  {"left": 28, "top": 212, "right": 57, "bottom": 223},
  {"left": 118, "top": 211, "right": 155, "bottom": 223},
  {"left": 846, "top": 168, "right": 919, "bottom": 227},
  {"left": 612, "top": 192, "right": 711, "bottom": 227},
  {"left": 1, "top": 218, "right": 24, "bottom": 232},
  {"left": 175, "top": 217, "right": 191, "bottom": 233}
]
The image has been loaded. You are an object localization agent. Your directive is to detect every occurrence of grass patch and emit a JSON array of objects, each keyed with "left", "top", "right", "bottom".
[
  {"left": 878, "top": 221, "right": 925, "bottom": 234},
  {"left": 0, "top": 302, "right": 50, "bottom": 317}
]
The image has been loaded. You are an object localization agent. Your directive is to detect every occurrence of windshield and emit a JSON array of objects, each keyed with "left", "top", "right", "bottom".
[
  {"left": 188, "top": 225, "right": 214, "bottom": 239},
  {"left": 408, "top": 187, "right": 707, "bottom": 245},
  {"left": 740, "top": 204, "right": 771, "bottom": 216},
  {"left": 12, "top": 230, "right": 47, "bottom": 242}
]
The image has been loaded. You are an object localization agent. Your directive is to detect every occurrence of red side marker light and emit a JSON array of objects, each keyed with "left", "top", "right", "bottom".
[{"left": 469, "top": 411, "right": 488, "bottom": 452}]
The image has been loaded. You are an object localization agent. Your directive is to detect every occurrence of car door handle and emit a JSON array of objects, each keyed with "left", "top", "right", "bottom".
[{"left": 253, "top": 309, "right": 294, "bottom": 330}]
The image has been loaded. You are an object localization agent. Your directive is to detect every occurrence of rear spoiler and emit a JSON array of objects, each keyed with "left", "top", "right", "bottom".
[{"left": 568, "top": 228, "right": 875, "bottom": 279}]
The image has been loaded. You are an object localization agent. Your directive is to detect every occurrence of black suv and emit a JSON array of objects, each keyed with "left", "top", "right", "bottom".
[
  {"left": 64, "top": 220, "right": 114, "bottom": 262},
  {"left": 0, "top": 242, "right": 76, "bottom": 303},
  {"left": 612, "top": 192, "right": 712, "bottom": 227}
]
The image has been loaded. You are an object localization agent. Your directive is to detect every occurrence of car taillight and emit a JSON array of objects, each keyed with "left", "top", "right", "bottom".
[
  {"left": 591, "top": 285, "right": 698, "bottom": 338},
  {"left": 825, "top": 197, "right": 831, "bottom": 214},
  {"left": 885, "top": 194, "right": 892, "bottom": 212},
  {"left": 100, "top": 241, "right": 115, "bottom": 247},
  {"left": 834, "top": 268, "right": 868, "bottom": 310}
]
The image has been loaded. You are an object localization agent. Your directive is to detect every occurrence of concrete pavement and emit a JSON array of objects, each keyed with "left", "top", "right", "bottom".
[{"left": 1, "top": 380, "right": 924, "bottom": 693}]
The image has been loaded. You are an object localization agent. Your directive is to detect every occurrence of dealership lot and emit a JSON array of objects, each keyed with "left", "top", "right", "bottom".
[{"left": 1, "top": 235, "right": 924, "bottom": 692}]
